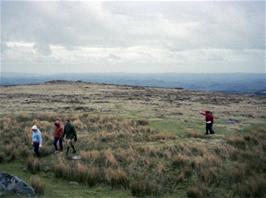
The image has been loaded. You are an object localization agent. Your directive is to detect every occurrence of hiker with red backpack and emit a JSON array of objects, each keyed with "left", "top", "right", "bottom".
[
  {"left": 200, "top": 111, "right": 215, "bottom": 135},
  {"left": 54, "top": 119, "right": 64, "bottom": 152}
]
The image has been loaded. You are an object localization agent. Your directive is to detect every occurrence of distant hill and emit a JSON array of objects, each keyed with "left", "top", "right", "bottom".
[{"left": 1, "top": 72, "right": 265, "bottom": 94}]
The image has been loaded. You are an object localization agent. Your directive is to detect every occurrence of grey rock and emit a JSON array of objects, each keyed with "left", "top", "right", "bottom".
[
  {"left": 69, "top": 181, "right": 79, "bottom": 185},
  {"left": 0, "top": 172, "right": 35, "bottom": 197}
]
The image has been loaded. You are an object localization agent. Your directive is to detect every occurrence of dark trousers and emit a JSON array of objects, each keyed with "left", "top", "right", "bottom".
[
  {"left": 54, "top": 137, "right": 63, "bottom": 151},
  {"left": 33, "top": 142, "right": 40, "bottom": 157},
  {"left": 206, "top": 123, "right": 214, "bottom": 134}
]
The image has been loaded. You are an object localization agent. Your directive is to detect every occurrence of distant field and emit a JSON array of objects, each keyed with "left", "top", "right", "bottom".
[
  {"left": 0, "top": 81, "right": 266, "bottom": 197},
  {"left": 1, "top": 73, "right": 265, "bottom": 93}
]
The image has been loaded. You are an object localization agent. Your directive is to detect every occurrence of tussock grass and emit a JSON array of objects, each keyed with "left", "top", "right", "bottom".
[
  {"left": 136, "top": 119, "right": 149, "bottom": 126},
  {"left": 104, "top": 149, "right": 118, "bottom": 168},
  {"left": 186, "top": 186, "right": 204, "bottom": 198},
  {"left": 234, "top": 176, "right": 266, "bottom": 198},
  {"left": 27, "top": 156, "right": 41, "bottom": 173},
  {"left": 54, "top": 160, "right": 71, "bottom": 179},
  {"left": 186, "top": 131, "right": 203, "bottom": 138},
  {"left": 226, "top": 136, "right": 246, "bottom": 149},
  {"left": 105, "top": 168, "right": 129, "bottom": 188},
  {"left": 0, "top": 112, "right": 266, "bottom": 197},
  {"left": 80, "top": 150, "right": 101, "bottom": 162},
  {"left": 149, "top": 132, "right": 176, "bottom": 141},
  {"left": 130, "top": 180, "right": 162, "bottom": 197},
  {"left": 30, "top": 175, "right": 45, "bottom": 194},
  {"left": 172, "top": 154, "right": 191, "bottom": 168}
]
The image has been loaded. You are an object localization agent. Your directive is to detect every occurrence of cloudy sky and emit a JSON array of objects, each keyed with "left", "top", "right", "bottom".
[{"left": 1, "top": 1, "right": 265, "bottom": 74}]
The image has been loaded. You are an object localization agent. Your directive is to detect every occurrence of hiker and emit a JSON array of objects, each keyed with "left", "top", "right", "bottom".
[
  {"left": 31, "top": 125, "right": 42, "bottom": 157},
  {"left": 54, "top": 119, "right": 64, "bottom": 151},
  {"left": 63, "top": 119, "right": 77, "bottom": 156},
  {"left": 200, "top": 111, "right": 215, "bottom": 135}
]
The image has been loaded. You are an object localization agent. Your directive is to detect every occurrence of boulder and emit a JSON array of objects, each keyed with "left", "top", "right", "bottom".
[{"left": 0, "top": 172, "right": 35, "bottom": 197}]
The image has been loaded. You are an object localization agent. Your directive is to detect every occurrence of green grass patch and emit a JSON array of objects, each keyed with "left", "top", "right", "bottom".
[{"left": 0, "top": 162, "right": 131, "bottom": 198}]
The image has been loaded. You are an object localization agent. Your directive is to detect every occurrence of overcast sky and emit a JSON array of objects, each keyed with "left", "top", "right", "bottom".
[{"left": 1, "top": 1, "right": 265, "bottom": 74}]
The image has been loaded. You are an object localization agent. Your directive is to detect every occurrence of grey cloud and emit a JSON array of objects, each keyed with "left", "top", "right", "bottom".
[
  {"left": 33, "top": 43, "right": 51, "bottom": 55},
  {"left": 1, "top": 1, "right": 265, "bottom": 73},
  {"left": 2, "top": 1, "right": 265, "bottom": 51},
  {"left": 109, "top": 53, "right": 121, "bottom": 60}
]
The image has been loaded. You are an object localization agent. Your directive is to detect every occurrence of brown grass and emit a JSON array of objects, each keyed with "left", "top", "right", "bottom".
[
  {"left": 186, "top": 131, "right": 203, "bottom": 138},
  {"left": 30, "top": 175, "right": 45, "bottom": 194},
  {"left": 149, "top": 133, "right": 176, "bottom": 141},
  {"left": 226, "top": 136, "right": 246, "bottom": 149},
  {"left": 54, "top": 161, "right": 71, "bottom": 179},
  {"left": 27, "top": 156, "right": 41, "bottom": 173},
  {"left": 104, "top": 149, "right": 118, "bottom": 168},
  {"left": 172, "top": 154, "right": 190, "bottom": 168},
  {"left": 234, "top": 176, "right": 266, "bottom": 198},
  {"left": 130, "top": 180, "right": 162, "bottom": 196},
  {"left": 105, "top": 168, "right": 129, "bottom": 188},
  {"left": 186, "top": 186, "right": 204, "bottom": 198},
  {"left": 80, "top": 150, "right": 101, "bottom": 162},
  {"left": 136, "top": 119, "right": 149, "bottom": 126}
]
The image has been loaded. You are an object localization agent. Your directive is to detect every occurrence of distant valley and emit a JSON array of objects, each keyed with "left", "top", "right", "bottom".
[{"left": 1, "top": 73, "right": 265, "bottom": 94}]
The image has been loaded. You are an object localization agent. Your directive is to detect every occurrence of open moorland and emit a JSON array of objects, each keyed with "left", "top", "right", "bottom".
[{"left": 0, "top": 81, "right": 266, "bottom": 197}]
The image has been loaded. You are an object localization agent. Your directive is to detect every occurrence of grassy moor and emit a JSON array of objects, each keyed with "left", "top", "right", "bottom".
[{"left": 0, "top": 81, "right": 266, "bottom": 197}]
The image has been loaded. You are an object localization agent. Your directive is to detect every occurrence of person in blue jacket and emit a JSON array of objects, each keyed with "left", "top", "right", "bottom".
[{"left": 31, "top": 125, "right": 42, "bottom": 157}]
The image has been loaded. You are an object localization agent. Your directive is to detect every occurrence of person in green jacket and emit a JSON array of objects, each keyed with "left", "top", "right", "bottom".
[{"left": 63, "top": 119, "right": 77, "bottom": 156}]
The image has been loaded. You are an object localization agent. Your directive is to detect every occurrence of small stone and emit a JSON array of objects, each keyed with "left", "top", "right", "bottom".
[
  {"left": 69, "top": 181, "right": 79, "bottom": 185},
  {"left": 72, "top": 155, "right": 81, "bottom": 160}
]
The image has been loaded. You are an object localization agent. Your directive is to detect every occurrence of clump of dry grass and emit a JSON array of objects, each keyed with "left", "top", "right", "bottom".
[
  {"left": 234, "top": 176, "right": 266, "bottom": 198},
  {"left": 138, "top": 145, "right": 162, "bottom": 157},
  {"left": 0, "top": 117, "right": 15, "bottom": 131},
  {"left": 27, "top": 156, "right": 41, "bottom": 173},
  {"left": 104, "top": 149, "right": 118, "bottom": 168},
  {"left": 75, "top": 162, "right": 89, "bottom": 183},
  {"left": 191, "top": 155, "right": 221, "bottom": 171},
  {"left": 186, "top": 131, "right": 203, "bottom": 138},
  {"left": 226, "top": 136, "right": 246, "bottom": 149},
  {"left": 130, "top": 180, "right": 162, "bottom": 197},
  {"left": 30, "top": 175, "right": 45, "bottom": 194},
  {"left": 136, "top": 119, "right": 149, "bottom": 126},
  {"left": 54, "top": 160, "right": 102, "bottom": 186},
  {"left": 243, "top": 135, "right": 259, "bottom": 145},
  {"left": 156, "top": 162, "right": 166, "bottom": 176},
  {"left": 54, "top": 161, "right": 71, "bottom": 179},
  {"left": 19, "top": 145, "right": 30, "bottom": 158},
  {"left": 73, "top": 118, "right": 87, "bottom": 130},
  {"left": 16, "top": 113, "right": 32, "bottom": 122},
  {"left": 225, "top": 163, "right": 248, "bottom": 184},
  {"left": 172, "top": 154, "right": 190, "bottom": 168},
  {"left": 149, "top": 133, "right": 176, "bottom": 141},
  {"left": 186, "top": 186, "right": 204, "bottom": 198},
  {"left": 3, "top": 144, "right": 14, "bottom": 156},
  {"left": 87, "top": 165, "right": 102, "bottom": 186},
  {"left": 80, "top": 150, "right": 101, "bottom": 162},
  {"left": 105, "top": 168, "right": 129, "bottom": 188},
  {"left": 40, "top": 145, "right": 54, "bottom": 157}
]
